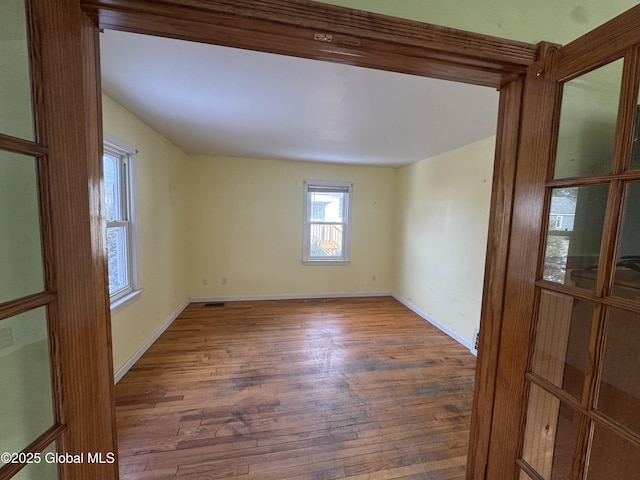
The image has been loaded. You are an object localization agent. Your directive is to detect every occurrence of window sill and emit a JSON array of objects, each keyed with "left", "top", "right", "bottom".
[
  {"left": 302, "top": 260, "right": 351, "bottom": 266},
  {"left": 110, "top": 289, "right": 143, "bottom": 314}
]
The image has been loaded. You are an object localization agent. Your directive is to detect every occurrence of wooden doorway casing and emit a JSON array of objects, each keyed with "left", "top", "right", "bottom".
[
  {"left": 16, "top": 0, "right": 547, "bottom": 478},
  {"left": 0, "top": 1, "right": 117, "bottom": 480},
  {"left": 487, "top": 6, "right": 640, "bottom": 478}
]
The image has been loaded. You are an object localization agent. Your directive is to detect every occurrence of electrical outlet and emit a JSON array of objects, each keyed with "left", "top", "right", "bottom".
[
  {"left": 201, "top": 277, "right": 208, "bottom": 286},
  {"left": 222, "top": 277, "right": 227, "bottom": 285},
  {"left": 371, "top": 274, "right": 376, "bottom": 281}
]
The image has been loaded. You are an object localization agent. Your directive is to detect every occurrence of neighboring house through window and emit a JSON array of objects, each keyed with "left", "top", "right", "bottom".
[
  {"left": 103, "top": 133, "right": 140, "bottom": 309},
  {"left": 544, "top": 190, "right": 577, "bottom": 283},
  {"left": 554, "top": 215, "right": 563, "bottom": 229},
  {"left": 303, "top": 180, "right": 352, "bottom": 264}
]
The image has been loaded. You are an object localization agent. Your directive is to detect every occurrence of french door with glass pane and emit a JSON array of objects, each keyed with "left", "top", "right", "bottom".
[
  {"left": 6, "top": 0, "right": 640, "bottom": 479},
  {"left": 0, "top": 1, "right": 62, "bottom": 478},
  {"left": 0, "top": 1, "right": 117, "bottom": 479},
  {"left": 487, "top": 7, "right": 640, "bottom": 479}
]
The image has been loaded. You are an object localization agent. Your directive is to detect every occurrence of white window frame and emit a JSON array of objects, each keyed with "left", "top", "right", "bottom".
[
  {"left": 302, "top": 180, "right": 352, "bottom": 265},
  {"left": 103, "top": 133, "right": 141, "bottom": 311}
]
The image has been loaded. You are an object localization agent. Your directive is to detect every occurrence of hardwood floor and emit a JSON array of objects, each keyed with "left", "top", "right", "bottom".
[{"left": 114, "top": 296, "right": 476, "bottom": 479}]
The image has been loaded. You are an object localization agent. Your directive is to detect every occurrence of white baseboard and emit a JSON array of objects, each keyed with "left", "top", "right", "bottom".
[
  {"left": 190, "top": 291, "right": 392, "bottom": 303},
  {"left": 114, "top": 299, "right": 189, "bottom": 384},
  {"left": 391, "top": 293, "right": 473, "bottom": 351}
]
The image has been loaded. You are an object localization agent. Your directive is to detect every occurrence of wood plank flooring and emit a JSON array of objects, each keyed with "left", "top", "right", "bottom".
[{"left": 114, "top": 296, "right": 476, "bottom": 480}]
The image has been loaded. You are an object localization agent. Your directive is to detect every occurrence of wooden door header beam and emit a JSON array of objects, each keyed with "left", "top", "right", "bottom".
[{"left": 81, "top": 0, "right": 539, "bottom": 88}]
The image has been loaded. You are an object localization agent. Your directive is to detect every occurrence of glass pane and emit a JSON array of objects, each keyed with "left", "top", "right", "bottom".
[
  {"left": 543, "top": 186, "right": 608, "bottom": 287},
  {"left": 107, "top": 226, "right": 129, "bottom": 294},
  {"left": 587, "top": 424, "right": 640, "bottom": 479},
  {"left": 632, "top": 104, "right": 640, "bottom": 170},
  {"left": 0, "top": 151, "right": 44, "bottom": 304},
  {"left": 0, "top": 0, "right": 34, "bottom": 140},
  {"left": 554, "top": 60, "right": 623, "bottom": 179},
  {"left": 532, "top": 291, "right": 592, "bottom": 400},
  {"left": 309, "top": 224, "right": 343, "bottom": 257},
  {"left": 103, "top": 153, "right": 121, "bottom": 222},
  {"left": 596, "top": 307, "right": 640, "bottom": 435},
  {"left": 611, "top": 182, "right": 640, "bottom": 301},
  {"left": 522, "top": 383, "right": 582, "bottom": 480},
  {"left": 0, "top": 308, "right": 55, "bottom": 467},
  {"left": 519, "top": 470, "right": 534, "bottom": 480},
  {"left": 309, "top": 191, "right": 345, "bottom": 222},
  {"left": 12, "top": 442, "right": 58, "bottom": 480}
]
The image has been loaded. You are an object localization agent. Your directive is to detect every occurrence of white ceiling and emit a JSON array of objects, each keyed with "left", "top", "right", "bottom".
[{"left": 100, "top": 30, "right": 499, "bottom": 167}]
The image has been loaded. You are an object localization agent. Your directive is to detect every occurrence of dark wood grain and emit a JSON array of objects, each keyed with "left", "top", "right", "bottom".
[
  {"left": 115, "top": 297, "right": 476, "bottom": 480},
  {"left": 0, "top": 424, "right": 67, "bottom": 480},
  {"left": 80, "top": 0, "right": 538, "bottom": 88},
  {"left": 485, "top": 17, "right": 640, "bottom": 478},
  {"left": 0, "top": 292, "right": 56, "bottom": 321},
  {"left": 466, "top": 77, "right": 524, "bottom": 480},
  {"left": 556, "top": 4, "right": 640, "bottom": 81},
  {"left": 0, "top": 133, "right": 47, "bottom": 157},
  {"left": 485, "top": 48, "right": 560, "bottom": 480},
  {"left": 29, "top": 0, "right": 118, "bottom": 478}
]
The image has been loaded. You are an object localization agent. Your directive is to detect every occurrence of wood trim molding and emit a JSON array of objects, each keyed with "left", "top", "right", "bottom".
[
  {"left": 467, "top": 77, "right": 524, "bottom": 480},
  {"left": 80, "top": 0, "right": 538, "bottom": 87},
  {"left": 30, "top": 0, "right": 118, "bottom": 478},
  {"left": 0, "top": 133, "right": 47, "bottom": 157},
  {"left": 557, "top": 4, "right": 640, "bottom": 80},
  {"left": 0, "top": 292, "right": 57, "bottom": 321},
  {"left": 485, "top": 46, "right": 560, "bottom": 480},
  {"left": 26, "top": 2, "right": 541, "bottom": 479},
  {"left": 0, "top": 424, "right": 67, "bottom": 480}
]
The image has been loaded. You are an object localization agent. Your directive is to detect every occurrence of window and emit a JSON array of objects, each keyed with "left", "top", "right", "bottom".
[
  {"left": 103, "top": 134, "right": 139, "bottom": 307},
  {"left": 303, "top": 180, "right": 352, "bottom": 264}
]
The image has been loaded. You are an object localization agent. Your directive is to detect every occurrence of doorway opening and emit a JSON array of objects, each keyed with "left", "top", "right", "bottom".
[{"left": 100, "top": 26, "right": 500, "bottom": 479}]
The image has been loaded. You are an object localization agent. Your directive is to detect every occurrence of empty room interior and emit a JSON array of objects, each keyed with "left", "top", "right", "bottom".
[
  {"left": 100, "top": 27, "right": 498, "bottom": 479},
  {"left": 5, "top": 1, "right": 640, "bottom": 480}
]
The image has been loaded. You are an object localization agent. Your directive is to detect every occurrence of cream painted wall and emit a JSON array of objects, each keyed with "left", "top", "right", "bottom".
[
  {"left": 313, "top": 0, "right": 637, "bottom": 45},
  {"left": 393, "top": 137, "right": 496, "bottom": 345},
  {"left": 102, "top": 95, "right": 190, "bottom": 372},
  {"left": 187, "top": 155, "right": 395, "bottom": 298}
]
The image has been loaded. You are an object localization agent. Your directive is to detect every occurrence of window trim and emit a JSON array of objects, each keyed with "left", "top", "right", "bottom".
[
  {"left": 302, "top": 179, "right": 352, "bottom": 265},
  {"left": 104, "top": 133, "right": 141, "bottom": 309}
]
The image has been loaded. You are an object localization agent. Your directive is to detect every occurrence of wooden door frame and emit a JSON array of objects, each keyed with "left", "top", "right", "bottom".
[
  {"left": 48, "top": 1, "right": 543, "bottom": 478},
  {"left": 0, "top": 1, "right": 118, "bottom": 480},
  {"left": 486, "top": 6, "right": 640, "bottom": 478}
]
